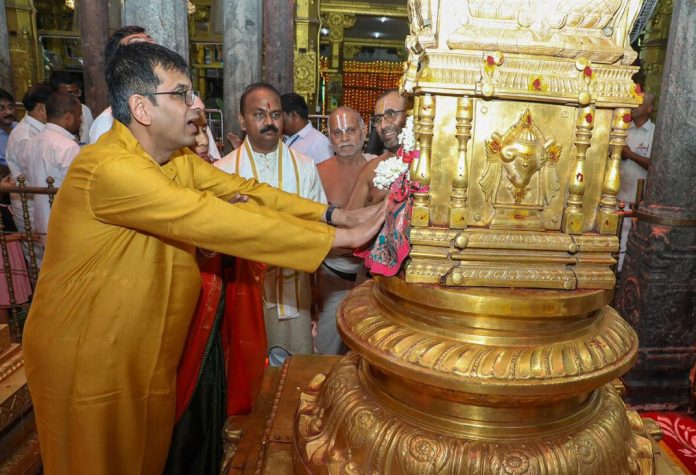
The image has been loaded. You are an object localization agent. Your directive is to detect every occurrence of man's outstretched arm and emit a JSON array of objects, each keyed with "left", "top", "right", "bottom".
[{"left": 89, "top": 154, "right": 384, "bottom": 272}]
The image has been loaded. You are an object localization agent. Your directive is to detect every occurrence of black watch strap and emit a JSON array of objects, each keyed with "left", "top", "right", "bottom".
[{"left": 325, "top": 205, "right": 339, "bottom": 226}]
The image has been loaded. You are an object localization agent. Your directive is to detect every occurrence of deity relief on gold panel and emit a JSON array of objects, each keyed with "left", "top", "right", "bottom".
[{"left": 478, "top": 109, "right": 562, "bottom": 229}]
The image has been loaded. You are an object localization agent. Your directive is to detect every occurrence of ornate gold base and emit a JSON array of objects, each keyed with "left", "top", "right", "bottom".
[
  {"left": 293, "top": 279, "right": 653, "bottom": 474},
  {"left": 294, "top": 354, "right": 654, "bottom": 474}
]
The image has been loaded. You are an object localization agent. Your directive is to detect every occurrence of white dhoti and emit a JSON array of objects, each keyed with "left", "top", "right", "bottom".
[{"left": 315, "top": 253, "right": 363, "bottom": 355}]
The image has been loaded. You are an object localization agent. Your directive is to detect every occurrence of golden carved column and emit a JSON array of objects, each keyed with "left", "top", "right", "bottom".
[
  {"left": 563, "top": 105, "right": 595, "bottom": 234},
  {"left": 5, "top": 0, "right": 42, "bottom": 99},
  {"left": 320, "top": 12, "right": 355, "bottom": 71},
  {"left": 410, "top": 93, "right": 434, "bottom": 228},
  {"left": 596, "top": 108, "right": 631, "bottom": 235},
  {"left": 294, "top": 0, "right": 320, "bottom": 107},
  {"left": 449, "top": 96, "right": 473, "bottom": 229}
]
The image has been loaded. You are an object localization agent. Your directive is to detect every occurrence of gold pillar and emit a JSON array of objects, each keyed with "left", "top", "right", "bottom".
[
  {"left": 294, "top": 0, "right": 321, "bottom": 107},
  {"left": 410, "top": 93, "right": 434, "bottom": 228},
  {"left": 5, "top": 0, "right": 42, "bottom": 99},
  {"left": 320, "top": 12, "right": 355, "bottom": 71},
  {"left": 562, "top": 105, "right": 595, "bottom": 234},
  {"left": 596, "top": 108, "right": 631, "bottom": 235},
  {"left": 449, "top": 96, "right": 473, "bottom": 229}
]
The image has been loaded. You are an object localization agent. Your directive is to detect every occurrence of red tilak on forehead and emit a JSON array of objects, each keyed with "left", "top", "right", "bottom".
[{"left": 266, "top": 101, "right": 271, "bottom": 110}]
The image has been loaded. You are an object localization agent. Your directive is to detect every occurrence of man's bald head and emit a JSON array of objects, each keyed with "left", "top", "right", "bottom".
[
  {"left": 631, "top": 90, "right": 655, "bottom": 126},
  {"left": 329, "top": 106, "right": 366, "bottom": 159}
]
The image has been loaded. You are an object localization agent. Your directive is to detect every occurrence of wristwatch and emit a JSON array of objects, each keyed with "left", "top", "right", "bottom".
[{"left": 325, "top": 205, "right": 339, "bottom": 226}]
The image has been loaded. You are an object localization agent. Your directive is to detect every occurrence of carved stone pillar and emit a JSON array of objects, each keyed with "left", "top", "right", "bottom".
[
  {"left": 263, "top": 0, "right": 293, "bottom": 94},
  {"left": 122, "top": 0, "right": 189, "bottom": 62},
  {"left": 639, "top": 0, "right": 673, "bottom": 116},
  {"left": 0, "top": 0, "right": 13, "bottom": 92},
  {"left": 616, "top": 0, "right": 696, "bottom": 409},
  {"left": 80, "top": 0, "right": 109, "bottom": 115},
  {"left": 222, "top": 0, "right": 262, "bottom": 138}
]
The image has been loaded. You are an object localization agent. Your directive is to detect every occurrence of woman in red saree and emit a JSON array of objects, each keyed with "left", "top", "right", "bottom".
[{"left": 164, "top": 111, "right": 267, "bottom": 474}]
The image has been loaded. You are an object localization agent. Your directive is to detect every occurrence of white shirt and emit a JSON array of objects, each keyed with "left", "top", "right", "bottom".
[
  {"left": 6, "top": 115, "right": 44, "bottom": 180},
  {"left": 216, "top": 138, "right": 326, "bottom": 320},
  {"left": 5, "top": 115, "right": 45, "bottom": 232},
  {"left": 618, "top": 119, "right": 654, "bottom": 203},
  {"left": 89, "top": 106, "right": 221, "bottom": 160},
  {"left": 79, "top": 103, "right": 94, "bottom": 145},
  {"left": 285, "top": 122, "right": 334, "bottom": 165},
  {"left": 26, "top": 123, "right": 81, "bottom": 242}
]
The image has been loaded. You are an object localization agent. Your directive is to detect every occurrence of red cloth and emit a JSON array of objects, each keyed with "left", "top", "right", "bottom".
[
  {"left": 221, "top": 259, "right": 267, "bottom": 415},
  {"left": 642, "top": 411, "right": 696, "bottom": 473},
  {"left": 175, "top": 256, "right": 267, "bottom": 421}
]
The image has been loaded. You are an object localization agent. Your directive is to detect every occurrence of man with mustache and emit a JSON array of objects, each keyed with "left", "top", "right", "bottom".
[
  {"left": 315, "top": 106, "right": 376, "bottom": 354},
  {"left": 215, "top": 83, "right": 326, "bottom": 362},
  {"left": 0, "top": 89, "right": 17, "bottom": 167},
  {"left": 345, "top": 89, "right": 409, "bottom": 209}
]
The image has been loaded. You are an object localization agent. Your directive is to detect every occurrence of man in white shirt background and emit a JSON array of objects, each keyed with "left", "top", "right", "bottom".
[
  {"left": 281, "top": 92, "right": 334, "bottom": 165},
  {"left": 26, "top": 92, "right": 81, "bottom": 253},
  {"left": 49, "top": 72, "right": 93, "bottom": 145},
  {"left": 5, "top": 84, "right": 53, "bottom": 263},
  {"left": 618, "top": 91, "right": 655, "bottom": 270},
  {"left": 216, "top": 83, "right": 326, "bottom": 362}
]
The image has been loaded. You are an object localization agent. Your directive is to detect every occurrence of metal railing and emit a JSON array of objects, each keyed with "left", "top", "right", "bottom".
[{"left": 0, "top": 176, "right": 57, "bottom": 341}]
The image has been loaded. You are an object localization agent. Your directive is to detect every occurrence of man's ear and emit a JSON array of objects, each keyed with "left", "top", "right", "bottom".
[
  {"left": 238, "top": 113, "right": 247, "bottom": 132},
  {"left": 129, "top": 94, "right": 151, "bottom": 126}
]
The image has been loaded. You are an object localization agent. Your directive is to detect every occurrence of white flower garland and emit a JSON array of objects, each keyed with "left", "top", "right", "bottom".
[
  {"left": 373, "top": 157, "right": 409, "bottom": 191},
  {"left": 373, "top": 116, "right": 415, "bottom": 191},
  {"left": 397, "top": 116, "right": 416, "bottom": 153}
]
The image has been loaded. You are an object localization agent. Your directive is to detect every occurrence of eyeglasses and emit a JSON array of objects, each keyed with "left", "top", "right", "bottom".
[
  {"left": 148, "top": 89, "right": 197, "bottom": 106},
  {"left": 250, "top": 111, "right": 282, "bottom": 121},
  {"left": 371, "top": 109, "right": 405, "bottom": 127}
]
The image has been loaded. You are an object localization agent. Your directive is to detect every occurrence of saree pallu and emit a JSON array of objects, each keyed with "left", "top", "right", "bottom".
[{"left": 166, "top": 255, "right": 266, "bottom": 475}]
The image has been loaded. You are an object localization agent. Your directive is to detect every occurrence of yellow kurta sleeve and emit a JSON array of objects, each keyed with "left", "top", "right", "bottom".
[
  {"left": 88, "top": 153, "right": 334, "bottom": 273},
  {"left": 175, "top": 152, "right": 328, "bottom": 221}
]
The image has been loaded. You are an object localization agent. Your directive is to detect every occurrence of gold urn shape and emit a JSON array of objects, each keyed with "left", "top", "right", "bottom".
[{"left": 294, "top": 0, "right": 656, "bottom": 473}]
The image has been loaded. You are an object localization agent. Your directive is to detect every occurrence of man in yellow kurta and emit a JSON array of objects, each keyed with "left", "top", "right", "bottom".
[{"left": 22, "top": 42, "right": 382, "bottom": 475}]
